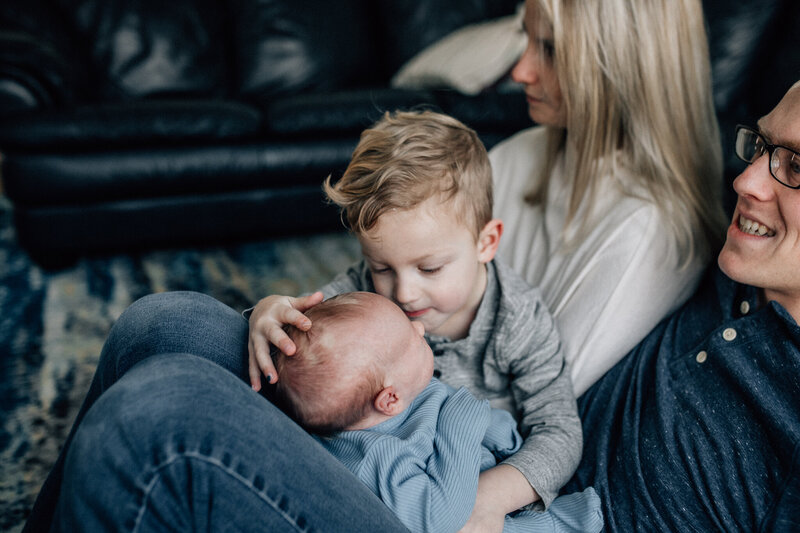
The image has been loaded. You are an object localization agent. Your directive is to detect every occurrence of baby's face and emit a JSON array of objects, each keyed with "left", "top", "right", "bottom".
[{"left": 382, "top": 304, "right": 435, "bottom": 404}]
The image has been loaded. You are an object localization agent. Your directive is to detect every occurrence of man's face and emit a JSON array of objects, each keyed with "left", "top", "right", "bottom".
[{"left": 718, "top": 84, "right": 800, "bottom": 317}]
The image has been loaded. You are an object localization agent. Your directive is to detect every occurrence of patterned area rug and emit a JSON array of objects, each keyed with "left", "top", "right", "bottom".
[{"left": 0, "top": 196, "right": 360, "bottom": 531}]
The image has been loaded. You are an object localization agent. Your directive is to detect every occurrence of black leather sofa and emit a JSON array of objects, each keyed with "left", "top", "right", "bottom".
[
  {"left": 0, "top": 0, "right": 528, "bottom": 263},
  {"left": 0, "top": 0, "right": 799, "bottom": 264}
]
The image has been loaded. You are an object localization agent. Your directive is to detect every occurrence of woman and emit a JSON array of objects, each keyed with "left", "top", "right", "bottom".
[
  {"left": 492, "top": 0, "right": 726, "bottom": 395},
  {"left": 25, "top": 0, "right": 723, "bottom": 531}
]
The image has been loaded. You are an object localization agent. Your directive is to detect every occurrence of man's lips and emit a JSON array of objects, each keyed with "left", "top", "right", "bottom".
[{"left": 404, "top": 308, "right": 429, "bottom": 318}]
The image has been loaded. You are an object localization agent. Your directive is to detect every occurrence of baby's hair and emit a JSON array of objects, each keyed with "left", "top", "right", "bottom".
[
  {"left": 323, "top": 109, "right": 493, "bottom": 239},
  {"left": 273, "top": 293, "right": 384, "bottom": 435}
]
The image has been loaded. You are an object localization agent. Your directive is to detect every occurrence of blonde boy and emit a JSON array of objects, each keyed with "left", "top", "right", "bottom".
[{"left": 247, "top": 110, "right": 581, "bottom": 519}]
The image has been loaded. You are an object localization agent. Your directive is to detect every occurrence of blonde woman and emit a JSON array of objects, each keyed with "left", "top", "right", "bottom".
[{"left": 491, "top": 0, "right": 727, "bottom": 396}]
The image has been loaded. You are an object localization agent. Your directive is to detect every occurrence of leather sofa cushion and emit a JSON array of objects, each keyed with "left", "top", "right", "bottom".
[
  {"left": 0, "top": 100, "right": 261, "bottom": 149},
  {"left": 264, "top": 89, "right": 438, "bottom": 136},
  {"left": 56, "top": 0, "right": 231, "bottom": 101},
  {"left": 4, "top": 140, "right": 357, "bottom": 206},
  {"left": 232, "top": 0, "right": 380, "bottom": 100}
]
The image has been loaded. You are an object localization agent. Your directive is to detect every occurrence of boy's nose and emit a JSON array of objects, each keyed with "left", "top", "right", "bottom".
[{"left": 393, "top": 277, "right": 419, "bottom": 305}]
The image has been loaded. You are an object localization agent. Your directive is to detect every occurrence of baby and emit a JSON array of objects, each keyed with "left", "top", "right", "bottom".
[{"left": 271, "top": 291, "right": 603, "bottom": 533}]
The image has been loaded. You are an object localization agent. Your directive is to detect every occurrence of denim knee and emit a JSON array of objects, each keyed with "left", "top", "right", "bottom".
[
  {"left": 55, "top": 354, "right": 408, "bottom": 532},
  {"left": 98, "top": 291, "right": 249, "bottom": 384}
]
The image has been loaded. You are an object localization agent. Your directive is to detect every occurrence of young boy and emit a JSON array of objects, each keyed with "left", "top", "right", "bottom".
[
  {"left": 247, "top": 110, "right": 581, "bottom": 519},
  {"left": 271, "top": 290, "right": 602, "bottom": 533}
]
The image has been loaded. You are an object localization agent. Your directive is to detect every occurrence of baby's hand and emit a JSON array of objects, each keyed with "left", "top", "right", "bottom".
[{"left": 247, "top": 291, "right": 324, "bottom": 391}]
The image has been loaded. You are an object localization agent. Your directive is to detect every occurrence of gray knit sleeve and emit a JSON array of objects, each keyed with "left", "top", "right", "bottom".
[
  {"left": 492, "top": 267, "right": 582, "bottom": 510},
  {"left": 317, "top": 260, "right": 372, "bottom": 298}
]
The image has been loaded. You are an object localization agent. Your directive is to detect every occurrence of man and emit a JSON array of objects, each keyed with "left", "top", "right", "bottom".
[{"left": 565, "top": 81, "right": 800, "bottom": 531}]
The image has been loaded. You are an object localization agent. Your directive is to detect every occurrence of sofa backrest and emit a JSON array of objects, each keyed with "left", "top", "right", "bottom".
[{"left": 43, "top": 0, "right": 518, "bottom": 103}]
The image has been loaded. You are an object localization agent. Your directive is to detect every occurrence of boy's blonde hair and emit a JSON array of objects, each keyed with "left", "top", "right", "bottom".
[
  {"left": 273, "top": 293, "right": 384, "bottom": 435},
  {"left": 323, "top": 110, "right": 493, "bottom": 239},
  {"left": 527, "top": 0, "right": 727, "bottom": 266}
]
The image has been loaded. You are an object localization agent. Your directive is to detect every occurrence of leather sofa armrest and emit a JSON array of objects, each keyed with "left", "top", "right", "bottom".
[
  {"left": 0, "top": 32, "right": 79, "bottom": 115},
  {"left": 0, "top": 1, "right": 87, "bottom": 115}
]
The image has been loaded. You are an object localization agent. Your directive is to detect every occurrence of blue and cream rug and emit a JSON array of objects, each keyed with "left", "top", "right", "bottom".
[{"left": 0, "top": 196, "right": 360, "bottom": 531}]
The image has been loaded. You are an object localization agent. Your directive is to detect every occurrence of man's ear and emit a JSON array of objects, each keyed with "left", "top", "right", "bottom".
[
  {"left": 374, "top": 386, "right": 403, "bottom": 416},
  {"left": 477, "top": 218, "right": 503, "bottom": 263}
]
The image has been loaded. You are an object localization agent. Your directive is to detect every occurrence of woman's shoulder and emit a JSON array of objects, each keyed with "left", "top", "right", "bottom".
[{"left": 489, "top": 125, "right": 548, "bottom": 163}]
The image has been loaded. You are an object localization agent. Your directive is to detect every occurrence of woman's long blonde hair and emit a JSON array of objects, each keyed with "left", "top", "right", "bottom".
[{"left": 527, "top": 0, "right": 726, "bottom": 265}]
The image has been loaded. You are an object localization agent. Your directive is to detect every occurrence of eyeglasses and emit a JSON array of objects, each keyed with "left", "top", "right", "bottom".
[{"left": 734, "top": 125, "right": 800, "bottom": 189}]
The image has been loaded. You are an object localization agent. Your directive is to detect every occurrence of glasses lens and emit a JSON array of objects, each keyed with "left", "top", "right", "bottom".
[
  {"left": 735, "top": 128, "right": 762, "bottom": 162},
  {"left": 773, "top": 147, "right": 800, "bottom": 188}
]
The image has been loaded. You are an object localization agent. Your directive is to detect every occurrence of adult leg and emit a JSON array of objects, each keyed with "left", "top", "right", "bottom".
[
  {"left": 53, "top": 354, "right": 409, "bottom": 533},
  {"left": 25, "top": 291, "right": 249, "bottom": 533}
]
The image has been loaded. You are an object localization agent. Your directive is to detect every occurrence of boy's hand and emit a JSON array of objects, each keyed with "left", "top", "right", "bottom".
[
  {"left": 458, "top": 464, "right": 538, "bottom": 533},
  {"left": 247, "top": 291, "right": 324, "bottom": 391}
]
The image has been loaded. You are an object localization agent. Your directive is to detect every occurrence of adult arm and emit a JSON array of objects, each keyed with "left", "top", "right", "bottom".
[{"left": 552, "top": 205, "right": 704, "bottom": 396}]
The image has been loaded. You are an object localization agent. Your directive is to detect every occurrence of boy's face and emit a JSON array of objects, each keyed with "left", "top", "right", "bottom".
[{"left": 358, "top": 197, "right": 498, "bottom": 340}]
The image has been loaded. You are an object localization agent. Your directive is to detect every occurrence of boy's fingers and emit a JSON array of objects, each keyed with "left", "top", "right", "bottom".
[
  {"left": 268, "top": 324, "right": 299, "bottom": 354},
  {"left": 251, "top": 335, "right": 279, "bottom": 384},
  {"left": 247, "top": 352, "right": 262, "bottom": 392},
  {"left": 293, "top": 291, "right": 324, "bottom": 313},
  {"left": 282, "top": 308, "right": 312, "bottom": 331}
]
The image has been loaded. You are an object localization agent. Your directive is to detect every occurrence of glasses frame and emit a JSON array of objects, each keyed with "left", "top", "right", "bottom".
[{"left": 735, "top": 124, "right": 800, "bottom": 190}]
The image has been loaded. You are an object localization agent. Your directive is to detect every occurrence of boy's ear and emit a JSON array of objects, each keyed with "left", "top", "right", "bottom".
[
  {"left": 374, "top": 386, "right": 402, "bottom": 416},
  {"left": 477, "top": 218, "right": 503, "bottom": 263}
]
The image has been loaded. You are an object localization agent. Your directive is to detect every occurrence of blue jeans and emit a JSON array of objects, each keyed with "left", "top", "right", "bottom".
[{"left": 26, "top": 292, "right": 408, "bottom": 532}]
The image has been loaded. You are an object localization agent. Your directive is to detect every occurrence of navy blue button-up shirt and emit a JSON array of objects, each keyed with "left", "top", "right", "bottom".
[{"left": 568, "top": 266, "right": 800, "bottom": 532}]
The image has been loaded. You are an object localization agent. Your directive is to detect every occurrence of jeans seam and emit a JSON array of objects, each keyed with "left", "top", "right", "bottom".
[{"left": 133, "top": 451, "right": 308, "bottom": 533}]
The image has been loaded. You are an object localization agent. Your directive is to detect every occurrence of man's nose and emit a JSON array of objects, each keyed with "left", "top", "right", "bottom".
[{"left": 733, "top": 151, "right": 777, "bottom": 201}]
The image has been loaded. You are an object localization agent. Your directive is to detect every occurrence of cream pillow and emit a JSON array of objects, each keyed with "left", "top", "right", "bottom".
[{"left": 390, "top": 4, "right": 526, "bottom": 95}]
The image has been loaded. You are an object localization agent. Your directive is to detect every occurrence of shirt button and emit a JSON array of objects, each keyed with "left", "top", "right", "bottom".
[
  {"left": 740, "top": 301, "right": 750, "bottom": 315},
  {"left": 696, "top": 351, "right": 708, "bottom": 363},
  {"left": 722, "top": 328, "right": 737, "bottom": 341},
  {"left": 433, "top": 369, "right": 442, "bottom": 378}
]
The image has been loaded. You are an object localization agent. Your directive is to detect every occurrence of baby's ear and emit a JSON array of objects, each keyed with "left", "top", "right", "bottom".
[
  {"left": 477, "top": 218, "right": 503, "bottom": 263},
  {"left": 374, "top": 386, "right": 402, "bottom": 416}
]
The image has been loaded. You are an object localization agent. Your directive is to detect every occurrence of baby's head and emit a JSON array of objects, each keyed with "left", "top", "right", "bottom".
[
  {"left": 323, "top": 110, "right": 503, "bottom": 340},
  {"left": 272, "top": 292, "right": 433, "bottom": 435}
]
